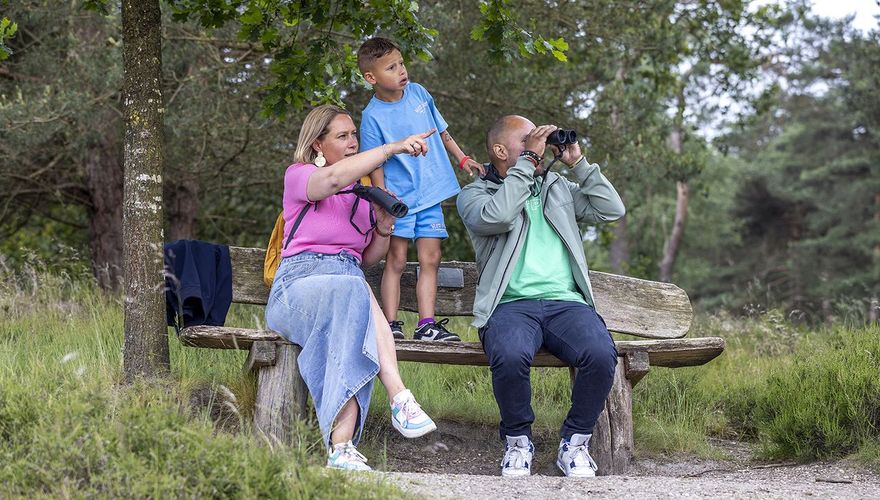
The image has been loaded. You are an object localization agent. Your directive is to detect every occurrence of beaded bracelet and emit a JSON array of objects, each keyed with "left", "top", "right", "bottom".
[
  {"left": 520, "top": 155, "right": 539, "bottom": 168},
  {"left": 520, "top": 150, "right": 541, "bottom": 167},
  {"left": 520, "top": 150, "right": 541, "bottom": 162}
]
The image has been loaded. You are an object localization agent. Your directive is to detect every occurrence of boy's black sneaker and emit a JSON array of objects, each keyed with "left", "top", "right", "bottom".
[
  {"left": 389, "top": 320, "right": 406, "bottom": 340},
  {"left": 413, "top": 319, "right": 461, "bottom": 342}
]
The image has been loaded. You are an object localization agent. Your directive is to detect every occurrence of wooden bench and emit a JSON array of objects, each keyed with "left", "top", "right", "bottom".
[{"left": 180, "top": 246, "right": 724, "bottom": 475}]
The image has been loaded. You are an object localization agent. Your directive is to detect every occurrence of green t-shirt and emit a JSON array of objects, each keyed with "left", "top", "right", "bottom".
[{"left": 500, "top": 179, "right": 586, "bottom": 305}]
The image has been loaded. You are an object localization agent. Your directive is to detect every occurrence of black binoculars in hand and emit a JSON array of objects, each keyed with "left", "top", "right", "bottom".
[
  {"left": 546, "top": 129, "right": 578, "bottom": 145},
  {"left": 351, "top": 184, "right": 409, "bottom": 218}
]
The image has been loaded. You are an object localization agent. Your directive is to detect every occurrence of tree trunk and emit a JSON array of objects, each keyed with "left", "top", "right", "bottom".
[
  {"left": 659, "top": 109, "right": 688, "bottom": 283},
  {"left": 875, "top": 193, "right": 880, "bottom": 260},
  {"left": 869, "top": 298, "right": 878, "bottom": 324},
  {"left": 872, "top": 193, "right": 879, "bottom": 323},
  {"left": 74, "top": 11, "right": 124, "bottom": 291},
  {"left": 607, "top": 66, "right": 629, "bottom": 275},
  {"left": 85, "top": 132, "right": 124, "bottom": 291},
  {"left": 609, "top": 215, "right": 629, "bottom": 274},
  {"left": 121, "top": 0, "right": 169, "bottom": 381},
  {"left": 659, "top": 181, "right": 689, "bottom": 283},
  {"left": 168, "top": 179, "right": 200, "bottom": 241}
]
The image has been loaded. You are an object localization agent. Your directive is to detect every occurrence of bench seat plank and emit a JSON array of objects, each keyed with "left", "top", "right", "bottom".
[
  {"left": 228, "top": 247, "right": 693, "bottom": 339},
  {"left": 179, "top": 325, "right": 723, "bottom": 368}
]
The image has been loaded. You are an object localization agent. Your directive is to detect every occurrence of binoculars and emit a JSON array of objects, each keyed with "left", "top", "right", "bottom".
[
  {"left": 351, "top": 184, "right": 409, "bottom": 218},
  {"left": 546, "top": 129, "right": 578, "bottom": 145}
]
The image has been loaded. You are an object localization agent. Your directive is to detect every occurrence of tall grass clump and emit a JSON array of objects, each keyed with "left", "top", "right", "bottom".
[
  {"left": 754, "top": 324, "right": 880, "bottom": 462},
  {"left": 0, "top": 265, "right": 400, "bottom": 497},
  {"left": 631, "top": 309, "right": 880, "bottom": 467},
  {"left": 630, "top": 310, "right": 810, "bottom": 456}
]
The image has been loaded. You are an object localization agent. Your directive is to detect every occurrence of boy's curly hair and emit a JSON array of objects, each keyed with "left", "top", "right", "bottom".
[{"left": 357, "top": 37, "right": 401, "bottom": 73}]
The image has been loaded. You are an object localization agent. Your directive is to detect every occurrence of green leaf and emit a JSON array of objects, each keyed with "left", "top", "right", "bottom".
[
  {"left": 260, "top": 27, "right": 279, "bottom": 45},
  {"left": 533, "top": 38, "right": 546, "bottom": 54},
  {"left": 240, "top": 5, "right": 263, "bottom": 25},
  {"left": 81, "top": 0, "right": 110, "bottom": 15},
  {"left": 0, "top": 17, "right": 17, "bottom": 61},
  {"left": 548, "top": 37, "right": 568, "bottom": 51}
]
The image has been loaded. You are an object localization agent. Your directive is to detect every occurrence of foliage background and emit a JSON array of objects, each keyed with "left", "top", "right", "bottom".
[{"left": 2, "top": 0, "right": 876, "bottom": 320}]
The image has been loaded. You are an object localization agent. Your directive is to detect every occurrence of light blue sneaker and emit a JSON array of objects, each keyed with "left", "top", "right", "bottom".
[
  {"left": 390, "top": 389, "right": 437, "bottom": 438},
  {"left": 327, "top": 441, "right": 371, "bottom": 471},
  {"left": 557, "top": 433, "right": 598, "bottom": 478}
]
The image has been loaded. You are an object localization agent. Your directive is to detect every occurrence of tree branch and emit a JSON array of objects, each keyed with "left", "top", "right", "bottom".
[{"left": 0, "top": 66, "right": 44, "bottom": 82}]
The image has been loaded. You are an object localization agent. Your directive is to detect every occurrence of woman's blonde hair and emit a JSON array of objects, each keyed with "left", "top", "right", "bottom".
[{"left": 293, "top": 104, "right": 352, "bottom": 164}]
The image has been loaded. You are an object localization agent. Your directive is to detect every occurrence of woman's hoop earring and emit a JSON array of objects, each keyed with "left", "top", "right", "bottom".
[{"left": 314, "top": 151, "right": 326, "bottom": 167}]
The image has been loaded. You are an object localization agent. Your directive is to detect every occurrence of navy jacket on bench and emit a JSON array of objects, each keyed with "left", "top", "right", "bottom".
[{"left": 164, "top": 240, "right": 232, "bottom": 331}]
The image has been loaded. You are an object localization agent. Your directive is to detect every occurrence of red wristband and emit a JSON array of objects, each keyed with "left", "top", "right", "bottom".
[
  {"left": 458, "top": 155, "right": 471, "bottom": 170},
  {"left": 521, "top": 156, "right": 539, "bottom": 168}
]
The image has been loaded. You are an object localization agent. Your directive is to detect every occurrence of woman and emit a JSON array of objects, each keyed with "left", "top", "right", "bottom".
[{"left": 265, "top": 104, "right": 437, "bottom": 471}]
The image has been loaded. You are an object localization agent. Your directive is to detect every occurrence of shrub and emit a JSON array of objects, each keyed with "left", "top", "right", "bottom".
[{"left": 754, "top": 325, "right": 880, "bottom": 461}]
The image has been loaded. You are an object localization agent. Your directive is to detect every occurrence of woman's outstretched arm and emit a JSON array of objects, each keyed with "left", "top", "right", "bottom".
[{"left": 306, "top": 129, "right": 436, "bottom": 201}]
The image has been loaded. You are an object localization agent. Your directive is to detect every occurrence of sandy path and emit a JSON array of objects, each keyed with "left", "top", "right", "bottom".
[{"left": 382, "top": 461, "right": 880, "bottom": 498}]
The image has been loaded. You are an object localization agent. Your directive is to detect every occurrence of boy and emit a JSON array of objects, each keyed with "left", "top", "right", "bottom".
[{"left": 357, "top": 37, "right": 483, "bottom": 341}]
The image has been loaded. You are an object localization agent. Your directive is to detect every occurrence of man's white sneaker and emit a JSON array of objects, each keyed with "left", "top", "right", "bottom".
[
  {"left": 557, "top": 433, "right": 598, "bottom": 478},
  {"left": 390, "top": 389, "right": 437, "bottom": 438},
  {"left": 327, "top": 441, "right": 372, "bottom": 471},
  {"left": 501, "top": 435, "right": 534, "bottom": 478}
]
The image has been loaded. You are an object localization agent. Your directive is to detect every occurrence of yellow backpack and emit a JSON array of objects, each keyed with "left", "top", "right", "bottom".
[
  {"left": 263, "top": 175, "right": 372, "bottom": 287},
  {"left": 263, "top": 212, "right": 286, "bottom": 287}
]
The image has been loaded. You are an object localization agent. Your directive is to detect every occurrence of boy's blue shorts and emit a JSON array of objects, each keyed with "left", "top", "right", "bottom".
[{"left": 392, "top": 203, "right": 448, "bottom": 240}]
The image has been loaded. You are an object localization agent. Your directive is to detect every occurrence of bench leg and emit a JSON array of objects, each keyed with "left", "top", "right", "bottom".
[
  {"left": 590, "top": 355, "right": 634, "bottom": 475},
  {"left": 251, "top": 343, "right": 308, "bottom": 445}
]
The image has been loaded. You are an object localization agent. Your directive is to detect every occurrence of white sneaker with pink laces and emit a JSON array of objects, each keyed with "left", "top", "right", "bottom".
[{"left": 390, "top": 389, "right": 437, "bottom": 438}]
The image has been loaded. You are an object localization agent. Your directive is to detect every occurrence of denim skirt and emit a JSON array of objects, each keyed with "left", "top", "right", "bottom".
[{"left": 265, "top": 251, "right": 379, "bottom": 447}]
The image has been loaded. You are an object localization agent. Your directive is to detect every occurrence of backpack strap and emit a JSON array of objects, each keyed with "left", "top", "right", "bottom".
[
  {"left": 283, "top": 203, "right": 313, "bottom": 250},
  {"left": 282, "top": 183, "right": 360, "bottom": 250}
]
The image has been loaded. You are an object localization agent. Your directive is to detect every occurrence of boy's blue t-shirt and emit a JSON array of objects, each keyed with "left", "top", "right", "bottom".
[{"left": 359, "top": 82, "right": 461, "bottom": 213}]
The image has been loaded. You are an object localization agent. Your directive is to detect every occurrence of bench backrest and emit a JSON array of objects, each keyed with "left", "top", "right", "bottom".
[{"left": 229, "top": 247, "right": 692, "bottom": 339}]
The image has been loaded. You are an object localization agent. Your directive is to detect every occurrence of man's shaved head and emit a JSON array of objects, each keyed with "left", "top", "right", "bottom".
[
  {"left": 486, "top": 116, "right": 521, "bottom": 157},
  {"left": 486, "top": 115, "right": 535, "bottom": 173}
]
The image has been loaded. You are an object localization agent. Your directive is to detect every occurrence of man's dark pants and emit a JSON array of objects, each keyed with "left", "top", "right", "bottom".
[{"left": 479, "top": 299, "right": 618, "bottom": 442}]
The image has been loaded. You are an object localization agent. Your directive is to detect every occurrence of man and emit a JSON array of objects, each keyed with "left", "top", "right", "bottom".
[{"left": 456, "top": 115, "right": 625, "bottom": 478}]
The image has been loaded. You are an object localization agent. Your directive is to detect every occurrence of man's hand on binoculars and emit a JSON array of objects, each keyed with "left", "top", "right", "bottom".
[
  {"left": 524, "top": 125, "right": 558, "bottom": 157},
  {"left": 554, "top": 141, "right": 583, "bottom": 166}
]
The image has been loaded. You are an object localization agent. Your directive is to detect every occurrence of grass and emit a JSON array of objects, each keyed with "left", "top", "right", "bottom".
[
  {"left": 627, "top": 312, "right": 804, "bottom": 456},
  {"left": 0, "top": 270, "right": 402, "bottom": 497},
  {"left": 753, "top": 325, "right": 880, "bottom": 461},
  {"left": 2, "top": 268, "right": 879, "bottom": 494},
  {"left": 628, "top": 312, "right": 880, "bottom": 466}
]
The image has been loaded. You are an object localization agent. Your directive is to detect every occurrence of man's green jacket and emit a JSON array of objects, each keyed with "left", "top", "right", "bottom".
[{"left": 456, "top": 157, "right": 626, "bottom": 328}]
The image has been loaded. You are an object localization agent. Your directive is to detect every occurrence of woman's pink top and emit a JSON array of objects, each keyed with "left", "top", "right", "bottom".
[{"left": 281, "top": 163, "right": 373, "bottom": 261}]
